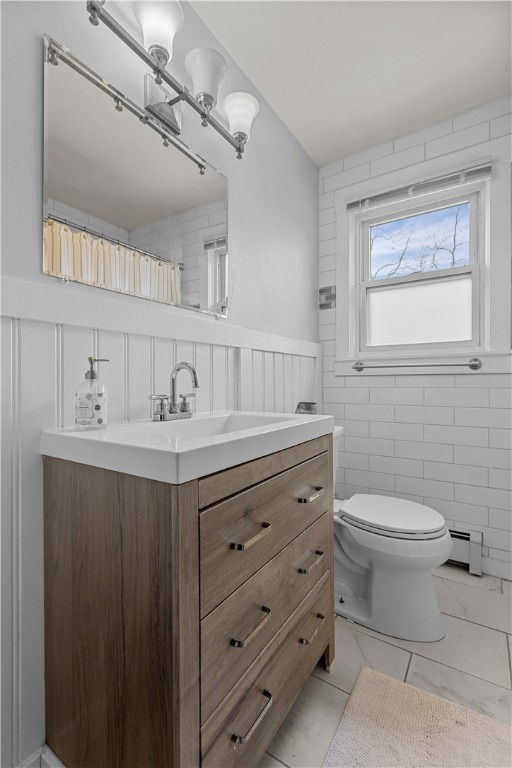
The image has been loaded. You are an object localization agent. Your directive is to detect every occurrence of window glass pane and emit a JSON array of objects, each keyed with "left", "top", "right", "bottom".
[
  {"left": 366, "top": 274, "right": 472, "bottom": 346},
  {"left": 370, "top": 202, "right": 470, "bottom": 280},
  {"left": 206, "top": 244, "right": 227, "bottom": 314}
]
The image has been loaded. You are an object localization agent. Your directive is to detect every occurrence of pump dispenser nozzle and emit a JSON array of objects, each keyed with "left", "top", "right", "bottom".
[{"left": 85, "top": 356, "right": 109, "bottom": 380}]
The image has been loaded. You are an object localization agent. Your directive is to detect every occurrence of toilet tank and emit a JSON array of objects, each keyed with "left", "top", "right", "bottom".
[{"left": 333, "top": 426, "right": 344, "bottom": 492}]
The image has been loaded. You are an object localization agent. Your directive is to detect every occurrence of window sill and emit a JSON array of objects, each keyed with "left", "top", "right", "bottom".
[{"left": 334, "top": 352, "right": 512, "bottom": 377}]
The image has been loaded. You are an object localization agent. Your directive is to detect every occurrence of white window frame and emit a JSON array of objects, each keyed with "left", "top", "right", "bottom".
[
  {"left": 205, "top": 238, "right": 228, "bottom": 316},
  {"left": 358, "top": 187, "right": 482, "bottom": 354},
  {"left": 334, "top": 156, "right": 512, "bottom": 376}
]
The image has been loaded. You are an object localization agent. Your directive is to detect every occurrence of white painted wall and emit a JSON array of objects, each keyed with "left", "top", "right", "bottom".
[
  {"left": 1, "top": 3, "right": 320, "bottom": 765},
  {"left": 319, "top": 99, "right": 512, "bottom": 581}
]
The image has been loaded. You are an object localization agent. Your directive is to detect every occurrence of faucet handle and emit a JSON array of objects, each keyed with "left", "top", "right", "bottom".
[
  {"left": 149, "top": 394, "right": 170, "bottom": 421},
  {"left": 178, "top": 392, "right": 196, "bottom": 413}
]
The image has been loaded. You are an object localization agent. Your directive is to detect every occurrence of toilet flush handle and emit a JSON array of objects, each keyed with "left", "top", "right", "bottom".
[{"left": 298, "top": 486, "right": 324, "bottom": 504}]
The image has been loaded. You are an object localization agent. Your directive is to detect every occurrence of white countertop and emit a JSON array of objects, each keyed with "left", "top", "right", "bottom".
[{"left": 41, "top": 410, "right": 336, "bottom": 484}]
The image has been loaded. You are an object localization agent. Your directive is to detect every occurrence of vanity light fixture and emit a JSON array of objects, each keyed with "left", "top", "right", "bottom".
[
  {"left": 185, "top": 47, "right": 227, "bottom": 124},
  {"left": 223, "top": 92, "right": 260, "bottom": 147},
  {"left": 133, "top": 0, "right": 183, "bottom": 69},
  {"left": 86, "top": 0, "right": 259, "bottom": 160}
]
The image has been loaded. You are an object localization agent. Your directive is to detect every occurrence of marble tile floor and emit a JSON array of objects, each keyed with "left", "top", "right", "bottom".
[{"left": 257, "top": 563, "right": 512, "bottom": 768}]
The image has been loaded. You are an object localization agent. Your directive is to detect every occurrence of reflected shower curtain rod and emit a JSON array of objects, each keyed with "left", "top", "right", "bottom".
[
  {"left": 44, "top": 215, "right": 184, "bottom": 271},
  {"left": 352, "top": 358, "right": 482, "bottom": 371}
]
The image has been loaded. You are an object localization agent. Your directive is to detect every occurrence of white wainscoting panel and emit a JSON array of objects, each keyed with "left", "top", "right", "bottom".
[
  {"left": 152, "top": 336, "right": 176, "bottom": 398},
  {"left": 273, "top": 353, "right": 285, "bottom": 413},
  {"left": 239, "top": 347, "right": 318, "bottom": 414},
  {"left": 98, "top": 330, "right": 128, "bottom": 424},
  {"left": 264, "top": 351, "right": 275, "bottom": 412},
  {"left": 211, "top": 344, "right": 227, "bottom": 411},
  {"left": 194, "top": 342, "right": 213, "bottom": 414},
  {"left": 127, "top": 333, "right": 152, "bottom": 422},
  {"left": 1, "top": 310, "right": 321, "bottom": 766},
  {"left": 1, "top": 317, "right": 16, "bottom": 768},
  {"left": 252, "top": 349, "right": 265, "bottom": 411}
]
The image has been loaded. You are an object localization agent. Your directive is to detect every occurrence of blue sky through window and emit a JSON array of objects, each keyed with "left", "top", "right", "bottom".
[{"left": 370, "top": 202, "right": 470, "bottom": 280}]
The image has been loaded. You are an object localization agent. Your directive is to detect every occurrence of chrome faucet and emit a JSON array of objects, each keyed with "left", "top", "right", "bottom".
[
  {"left": 149, "top": 361, "right": 200, "bottom": 421},
  {"left": 170, "top": 361, "right": 200, "bottom": 415}
]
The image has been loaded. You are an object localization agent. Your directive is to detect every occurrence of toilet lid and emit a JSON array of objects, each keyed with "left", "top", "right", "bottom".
[{"left": 338, "top": 494, "right": 446, "bottom": 536}]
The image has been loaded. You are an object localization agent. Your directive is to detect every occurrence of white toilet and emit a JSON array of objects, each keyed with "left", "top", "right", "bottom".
[{"left": 332, "top": 428, "right": 452, "bottom": 642}]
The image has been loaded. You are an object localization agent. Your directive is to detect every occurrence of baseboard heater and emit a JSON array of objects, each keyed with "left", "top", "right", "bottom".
[{"left": 448, "top": 528, "right": 483, "bottom": 576}]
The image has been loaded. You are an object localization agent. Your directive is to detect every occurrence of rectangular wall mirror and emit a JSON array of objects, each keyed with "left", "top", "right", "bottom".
[{"left": 43, "top": 37, "right": 229, "bottom": 317}]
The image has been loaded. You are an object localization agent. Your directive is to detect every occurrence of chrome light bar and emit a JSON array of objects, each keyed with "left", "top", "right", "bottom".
[{"left": 86, "top": 0, "right": 248, "bottom": 159}]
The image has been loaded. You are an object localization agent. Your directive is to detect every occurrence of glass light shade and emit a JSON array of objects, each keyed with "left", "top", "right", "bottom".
[
  {"left": 223, "top": 91, "right": 259, "bottom": 140},
  {"left": 185, "top": 48, "right": 227, "bottom": 108},
  {"left": 133, "top": 1, "right": 184, "bottom": 63}
]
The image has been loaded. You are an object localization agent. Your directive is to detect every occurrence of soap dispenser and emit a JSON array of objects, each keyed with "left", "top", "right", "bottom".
[{"left": 75, "top": 356, "right": 109, "bottom": 430}]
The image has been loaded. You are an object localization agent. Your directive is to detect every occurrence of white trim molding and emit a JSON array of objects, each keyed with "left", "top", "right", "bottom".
[{"left": 1, "top": 276, "right": 321, "bottom": 359}]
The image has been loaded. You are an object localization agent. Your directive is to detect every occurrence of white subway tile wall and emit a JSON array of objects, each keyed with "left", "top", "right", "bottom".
[
  {"left": 130, "top": 199, "right": 227, "bottom": 308},
  {"left": 319, "top": 98, "right": 512, "bottom": 579}
]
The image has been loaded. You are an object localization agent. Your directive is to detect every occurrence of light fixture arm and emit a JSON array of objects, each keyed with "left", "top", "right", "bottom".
[{"left": 86, "top": 0, "right": 246, "bottom": 159}]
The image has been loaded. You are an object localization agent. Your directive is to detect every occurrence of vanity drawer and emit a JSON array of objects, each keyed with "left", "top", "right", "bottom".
[
  {"left": 201, "top": 577, "right": 331, "bottom": 768},
  {"left": 201, "top": 513, "right": 330, "bottom": 723},
  {"left": 200, "top": 452, "right": 330, "bottom": 616},
  {"left": 198, "top": 435, "right": 330, "bottom": 508}
]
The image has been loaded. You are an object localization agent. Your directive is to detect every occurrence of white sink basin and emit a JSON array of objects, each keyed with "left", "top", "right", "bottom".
[
  {"left": 41, "top": 410, "right": 335, "bottom": 484},
  {"left": 113, "top": 412, "right": 298, "bottom": 440}
]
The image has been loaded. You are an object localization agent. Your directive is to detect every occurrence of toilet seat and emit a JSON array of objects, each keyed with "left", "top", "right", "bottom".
[{"left": 335, "top": 494, "right": 447, "bottom": 541}]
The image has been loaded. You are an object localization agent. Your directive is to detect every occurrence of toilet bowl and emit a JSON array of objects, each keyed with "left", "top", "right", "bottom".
[{"left": 332, "top": 429, "right": 452, "bottom": 642}]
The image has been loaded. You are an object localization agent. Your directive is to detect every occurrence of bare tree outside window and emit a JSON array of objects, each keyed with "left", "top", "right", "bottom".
[{"left": 370, "top": 202, "right": 470, "bottom": 280}]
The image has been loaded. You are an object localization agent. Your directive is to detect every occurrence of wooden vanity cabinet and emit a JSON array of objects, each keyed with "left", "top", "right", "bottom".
[{"left": 44, "top": 435, "right": 334, "bottom": 768}]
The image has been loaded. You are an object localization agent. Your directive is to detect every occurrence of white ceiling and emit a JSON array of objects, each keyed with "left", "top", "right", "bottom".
[{"left": 192, "top": 0, "right": 512, "bottom": 167}]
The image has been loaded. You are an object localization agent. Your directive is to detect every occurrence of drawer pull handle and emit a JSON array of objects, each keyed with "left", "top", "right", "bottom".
[
  {"left": 231, "top": 689, "right": 273, "bottom": 745},
  {"left": 230, "top": 605, "right": 272, "bottom": 648},
  {"left": 299, "top": 613, "right": 325, "bottom": 645},
  {"left": 229, "top": 522, "right": 271, "bottom": 551},
  {"left": 297, "top": 486, "right": 324, "bottom": 504},
  {"left": 298, "top": 549, "right": 325, "bottom": 575}
]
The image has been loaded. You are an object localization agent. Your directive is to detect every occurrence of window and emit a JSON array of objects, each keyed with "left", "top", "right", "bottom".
[
  {"left": 360, "top": 191, "right": 479, "bottom": 350},
  {"left": 205, "top": 238, "right": 228, "bottom": 315},
  {"left": 332, "top": 160, "right": 509, "bottom": 375}
]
